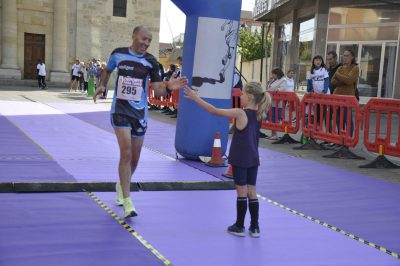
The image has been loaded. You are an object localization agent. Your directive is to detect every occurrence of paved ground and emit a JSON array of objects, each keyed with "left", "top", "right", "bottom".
[{"left": 1, "top": 84, "right": 399, "bottom": 184}]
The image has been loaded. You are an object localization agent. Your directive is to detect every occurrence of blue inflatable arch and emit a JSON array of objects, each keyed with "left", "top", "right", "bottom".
[{"left": 171, "top": 0, "right": 242, "bottom": 160}]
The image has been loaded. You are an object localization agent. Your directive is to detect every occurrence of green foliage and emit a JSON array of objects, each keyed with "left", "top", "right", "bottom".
[{"left": 238, "top": 28, "right": 271, "bottom": 62}]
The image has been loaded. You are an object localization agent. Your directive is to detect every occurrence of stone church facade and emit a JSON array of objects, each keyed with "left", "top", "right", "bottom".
[{"left": 0, "top": 0, "right": 161, "bottom": 81}]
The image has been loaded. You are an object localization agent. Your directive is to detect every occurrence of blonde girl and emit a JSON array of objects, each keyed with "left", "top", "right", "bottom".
[{"left": 184, "top": 81, "right": 271, "bottom": 237}]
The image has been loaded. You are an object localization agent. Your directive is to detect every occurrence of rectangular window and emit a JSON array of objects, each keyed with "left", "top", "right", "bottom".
[
  {"left": 113, "top": 0, "right": 127, "bottom": 17},
  {"left": 327, "top": 26, "right": 399, "bottom": 42},
  {"left": 329, "top": 7, "right": 400, "bottom": 25},
  {"left": 297, "top": 18, "right": 314, "bottom": 90}
]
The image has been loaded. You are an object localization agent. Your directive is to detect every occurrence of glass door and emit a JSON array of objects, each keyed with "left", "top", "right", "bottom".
[
  {"left": 381, "top": 42, "right": 397, "bottom": 98},
  {"left": 358, "top": 44, "right": 382, "bottom": 97}
]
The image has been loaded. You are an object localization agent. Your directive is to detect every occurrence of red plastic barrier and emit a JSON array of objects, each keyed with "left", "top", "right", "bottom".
[
  {"left": 363, "top": 98, "right": 400, "bottom": 158},
  {"left": 147, "top": 82, "right": 179, "bottom": 109},
  {"left": 171, "top": 89, "right": 179, "bottom": 109},
  {"left": 261, "top": 91, "right": 300, "bottom": 135},
  {"left": 300, "top": 93, "right": 362, "bottom": 147},
  {"left": 232, "top": 88, "right": 242, "bottom": 108},
  {"left": 229, "top": 88, "right": 242, "bottom": 124}
]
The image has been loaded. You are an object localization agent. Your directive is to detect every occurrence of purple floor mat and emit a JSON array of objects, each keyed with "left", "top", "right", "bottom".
[
  {"left": 0, "top": 114, "right": 74, "bottom": 182},
  {"left": 52, "top": 104, "right": 179, "bottom": 158},
  {"left": 0, "top": 101, "right": 216, "bottom": 183},
  {"left": 95, "top": 191, "right": 399, "bottom": 266},
  {"left": 7, "top": 101, "right": 400, "bottom": 255},
  {"left": 48, "top": 103, "right": 232, "bottom": 180},
  {"left": 0, "top": 193, "right": 165, "bottom": 266},
  {"left": 256, "top": 155, "right": 400, "bottom": 254}
]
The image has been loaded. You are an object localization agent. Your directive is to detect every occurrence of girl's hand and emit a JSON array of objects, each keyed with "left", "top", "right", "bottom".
[{"left": 183, "top": 86, "right": 199, "bottom": 101}]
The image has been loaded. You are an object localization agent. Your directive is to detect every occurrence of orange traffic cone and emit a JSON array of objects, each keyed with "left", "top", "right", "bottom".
[
  {"left": 222, "top": 164, "right": 233, "bottom": 178},
  {"left": 205, "top": 132, "right": 226, "bottom": 167}
]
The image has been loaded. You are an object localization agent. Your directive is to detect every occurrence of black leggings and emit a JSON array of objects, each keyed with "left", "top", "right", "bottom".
[{"left": 38, "top": 75, "right": 46, "bottom": 88}]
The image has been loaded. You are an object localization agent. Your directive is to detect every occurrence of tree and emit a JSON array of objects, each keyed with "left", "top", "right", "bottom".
[{"left": 237, "top": 27, "right": 271, "bottom": 62}]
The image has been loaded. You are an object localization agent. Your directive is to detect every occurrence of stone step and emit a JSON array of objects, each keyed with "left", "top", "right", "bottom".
[{"left": 0, "top": 78, "right": 69, "bottom": 89}]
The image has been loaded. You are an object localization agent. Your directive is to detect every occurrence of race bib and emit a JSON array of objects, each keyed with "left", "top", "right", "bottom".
[{"left": 117, "top": 76, "right": 143, "bottom": 101}]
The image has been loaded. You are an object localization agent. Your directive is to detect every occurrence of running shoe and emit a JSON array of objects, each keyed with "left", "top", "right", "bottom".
[
  {"left": 123, "top": 197, "right": 138, "bottom": 218},
  {"left": 115, "top": 182, "right": 123, "bottom": 206},
  {"left": 227, "top": 224, "right": 245, "bottom": 237},
  {"left": 249, "top": 226, "right": 260, "bottom": 238}
]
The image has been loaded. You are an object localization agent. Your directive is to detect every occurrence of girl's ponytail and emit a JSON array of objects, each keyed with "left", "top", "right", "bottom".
[
  {"left": 244, "top": 81, "right": 271, "bottom": 121},
  {"left": 257, "top": 91, "right": 271, "bottom": 121}
]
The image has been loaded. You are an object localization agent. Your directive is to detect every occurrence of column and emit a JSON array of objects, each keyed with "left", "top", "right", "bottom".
[
  {"left": 312, "top": 0, "right": 329, "bottom": 57},
  {"left": 271, "top": 18, "right": 280, "bottom": 70},
  {"left": 0, "top": 0, "right": 21, "bottom": 79},
  {"left": 50, "top": 0, "right": 70, "bottom": 82},
  {"left": 289, "top": 10, "right": 300, "bottom": 69}
]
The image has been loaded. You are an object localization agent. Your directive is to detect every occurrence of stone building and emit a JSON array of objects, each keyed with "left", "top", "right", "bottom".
[{"left": 0, "top": 0, "right": 161, "bottom": 82}]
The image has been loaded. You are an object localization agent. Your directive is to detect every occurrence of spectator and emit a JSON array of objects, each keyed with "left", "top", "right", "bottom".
[
  {"left": 70, "top": 59, "right": 81, "bottom": 92},
  {"left": 331, "top": 49, "right": 359, "bottom": 136},
  {"left": 283, "top": 69, "right": 295, "bottom": 92},
  {"left": 36, "top": 59, "right": 47, "bottom": 90},
  {"left": 265, "top": 67, "right": 287, "bottom": 140},
  {"left": 305, "top": 55, "right": 329, "bottom": 143},
  {"left": 326, "top": 51, "right": 341, "bottom": 94}
]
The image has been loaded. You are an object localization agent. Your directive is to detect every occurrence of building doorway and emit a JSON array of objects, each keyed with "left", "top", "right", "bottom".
[{"left": 24, "top": 33, "right": 45, "bottom": 80}]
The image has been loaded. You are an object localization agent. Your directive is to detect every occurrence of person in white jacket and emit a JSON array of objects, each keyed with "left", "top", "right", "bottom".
[
  {"left": 306, "top": 55, "right": 329, "bottom": 134},
  {"left": 265, "top": 68, "right": 287, "bottom": 140},
  {"left": 284, "top": 69, "right": 295, "bottom": 92}
]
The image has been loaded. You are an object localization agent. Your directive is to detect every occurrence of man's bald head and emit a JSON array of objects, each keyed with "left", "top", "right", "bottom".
[
  {"left": 131, "top": 26, "right": 152, "bottom": 54},
  {"left": 133, "top": 26, "right": 150, "bottom": 36}
]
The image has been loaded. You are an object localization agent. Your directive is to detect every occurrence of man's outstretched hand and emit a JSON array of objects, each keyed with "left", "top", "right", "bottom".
[{"left": 168, "top": 76, "right": 188, "bottom": 90}]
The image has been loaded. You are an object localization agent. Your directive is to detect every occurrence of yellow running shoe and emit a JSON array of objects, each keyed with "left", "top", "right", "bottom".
[
  {"left": 123, "top": 197, "right": 138, "bottom": 218},
  {"left": 115, "top": 182, "right": 124, "bottom": 206}
]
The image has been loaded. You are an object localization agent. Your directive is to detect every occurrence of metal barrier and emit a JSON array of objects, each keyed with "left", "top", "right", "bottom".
[
  {"left": 296, "top": 93, "right": 364, "bottom": 159},
  {"left": 360, "top": 98, "right": 400, "bottom": 168},
  {"left": 262, "top": 91, "right": 301, "bottom": 144}
]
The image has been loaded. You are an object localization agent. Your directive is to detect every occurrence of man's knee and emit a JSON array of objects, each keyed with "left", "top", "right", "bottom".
[{"left": 120, "top": 149, "right": 132, "bottom": 162}]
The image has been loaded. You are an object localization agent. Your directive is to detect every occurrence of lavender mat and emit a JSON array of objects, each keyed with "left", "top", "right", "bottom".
[
  {"left": 50, "top": 103, "right": 179, "bottom": 158},
  {"left": 0, "top": 193, "right": 165, "bottom": 266},
  {"left": 95, "top": 191, "right": 399, "bottom": 266},
  {"left": 43, "top": 102, "right": 400, "bottom": 253},
  {"left": 256, "top": 155, "right": 400, "bottom": 254},
  {"left": 48, "top": 103, "right": 231, "bottom": 179},
  {"left": 0, "top": 101, "right": 216, "bottom": 183},
  {"left": 0, "top": 114, "right": 74, "bottom": 182}
]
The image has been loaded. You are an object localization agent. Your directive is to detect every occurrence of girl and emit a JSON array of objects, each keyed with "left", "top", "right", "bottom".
[
  {"left": 184, "top": 82, "right": 271, "bottom": 237},
  {"left": 284, "top": 69, "right": 296, "bottom": 92},
  {"left": 307, "top": 55, "right": 329, "bottom": 94},
  {"left": 266, "top": 68, "right": 287, "bottom": 140},
  {"left": 306, "top": 55, "right": 330, "bottom": 137}
]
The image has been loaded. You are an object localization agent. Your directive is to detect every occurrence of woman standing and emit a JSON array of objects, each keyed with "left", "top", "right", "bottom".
[{"left": 331, "top": 50, "right": 359, "bottom": 136}]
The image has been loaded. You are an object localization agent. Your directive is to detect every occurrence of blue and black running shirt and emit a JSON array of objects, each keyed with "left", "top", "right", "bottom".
[{"left": 107, "top": 47, "right": 162, "bottom": 119}]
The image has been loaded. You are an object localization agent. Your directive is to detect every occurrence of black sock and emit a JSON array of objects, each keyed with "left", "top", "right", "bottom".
[
  {"left": 235, "top": 197, "right": 247, "bottom": 228},
  {"left": 248, "top": 198, "right": 259, "bottom": 229}
]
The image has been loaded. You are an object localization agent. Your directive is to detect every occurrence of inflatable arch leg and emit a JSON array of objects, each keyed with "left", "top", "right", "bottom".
[{"left": 172, "top": 0, "right": 242, "bottom": 160}]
